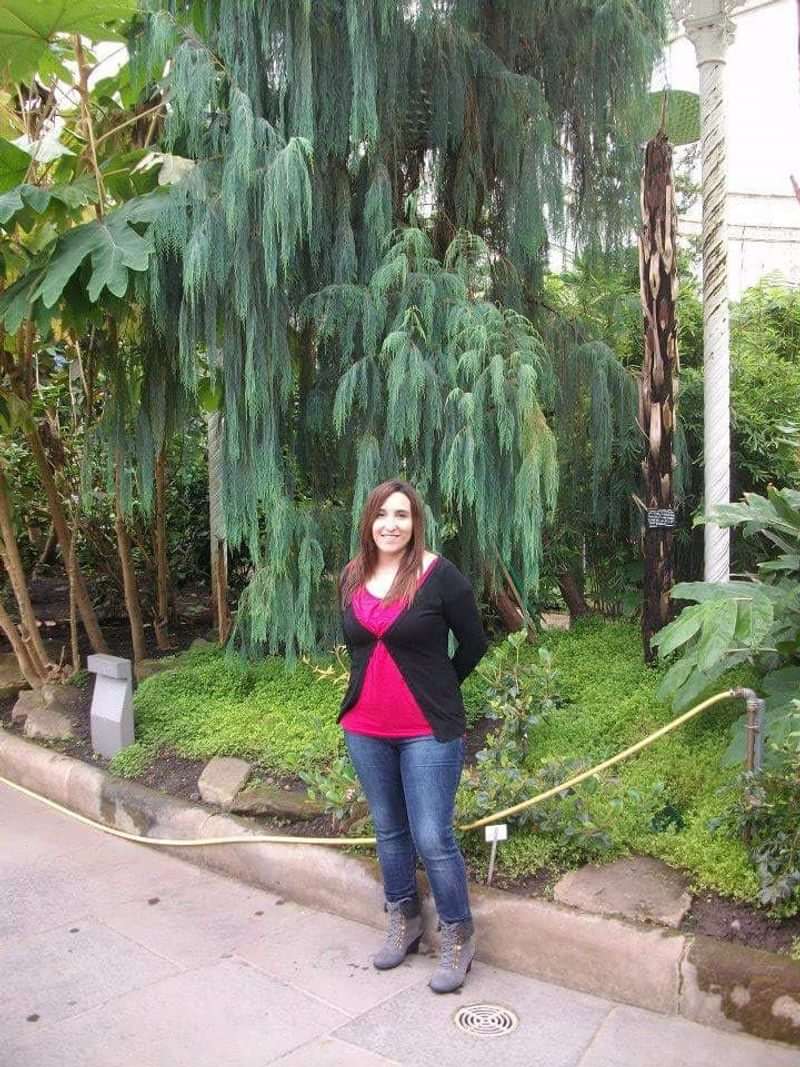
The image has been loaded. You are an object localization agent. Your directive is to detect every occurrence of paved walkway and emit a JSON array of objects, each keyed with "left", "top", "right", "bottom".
[{"left": 1, "top": 781, "right": 797, "bottom": 1067}]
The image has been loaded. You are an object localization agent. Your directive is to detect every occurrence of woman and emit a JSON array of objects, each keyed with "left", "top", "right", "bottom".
[{"left": 339, "top": 479, "right": 488, "bottom": 993}]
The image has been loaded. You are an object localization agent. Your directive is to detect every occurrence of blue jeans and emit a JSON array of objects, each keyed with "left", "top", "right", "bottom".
[{"left": 344, "top": 732, "right": 471, "bottom": 925}]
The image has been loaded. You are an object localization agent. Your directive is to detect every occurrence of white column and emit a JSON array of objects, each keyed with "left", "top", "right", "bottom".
[{"left": 677, "top": 1, "right": 742, "bottom": 582}]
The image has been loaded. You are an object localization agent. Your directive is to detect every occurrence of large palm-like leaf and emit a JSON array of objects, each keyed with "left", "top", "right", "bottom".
[
  {"left": 0, "top": 0, "right": 136, "bottom": 83},
  {"left": 0, "top": 136, "right": 29, "bottom": 191},
  {"left": 0, "top": 188, "right": 166, "bottom": 327}
]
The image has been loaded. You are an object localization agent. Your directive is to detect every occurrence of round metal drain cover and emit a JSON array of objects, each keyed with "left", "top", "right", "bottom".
[{"left": 453, "top": 1003, "right": 519, "bottom": 1038}]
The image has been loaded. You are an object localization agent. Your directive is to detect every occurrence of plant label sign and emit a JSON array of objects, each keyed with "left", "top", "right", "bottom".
[{"left": 646, "top": 509, "right": 676, "bottom": 529}]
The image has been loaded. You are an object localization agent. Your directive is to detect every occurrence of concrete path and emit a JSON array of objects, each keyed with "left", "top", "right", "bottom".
[{"left": 1, "top": 781, "right": 796, "bottom": 1067}]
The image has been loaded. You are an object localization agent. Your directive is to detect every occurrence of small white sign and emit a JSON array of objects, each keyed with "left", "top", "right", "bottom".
[{"left": 484, "top": 824, "right": 508, "bottom": 842}]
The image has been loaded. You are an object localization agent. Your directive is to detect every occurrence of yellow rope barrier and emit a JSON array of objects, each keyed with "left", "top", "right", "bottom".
[{"left": 0, "top": 688, "right": 740, "bottom": 848}]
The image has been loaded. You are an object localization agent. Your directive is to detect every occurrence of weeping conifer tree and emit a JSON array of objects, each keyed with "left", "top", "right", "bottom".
[{"left": 131, "top": 0, "right": 666, "bottom": 656}]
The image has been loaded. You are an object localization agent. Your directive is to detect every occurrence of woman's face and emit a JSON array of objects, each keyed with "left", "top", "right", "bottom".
[{"left": 372, "top": 491, "right": 414, "bottom": 557}]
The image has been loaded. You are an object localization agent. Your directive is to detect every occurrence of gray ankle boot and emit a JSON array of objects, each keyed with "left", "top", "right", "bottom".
[
  {"left": 373, "top": 897, "right": 424, "bottom": 970},
  {"left": 429, "top": 919, "right": 475, "bottom": 993}
]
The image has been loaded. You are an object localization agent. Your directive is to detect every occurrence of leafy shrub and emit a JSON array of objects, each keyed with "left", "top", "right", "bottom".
[
  {"left": 710, "top": 738, "right": 800, "bottom": 915},
  {"left": 300, "top": 754, "right": 368, "bottom": 829},
  {"left": 457, "top": 632, "right": 615, "bottom": 864},
  {"left": 476, "top": 632, "right": 566, "bottom": 762},
  {"left": 651, "top": 489, "right": 800, "bottom": 906},
  {"left": 457, "top": 755, "right": 617, "bottom": 864},
  {"left": 115, "top": 618, "right": 770, "bottom": 902},
  {"left": 653, "top": 487, "right": 800, "bottom": 763}
]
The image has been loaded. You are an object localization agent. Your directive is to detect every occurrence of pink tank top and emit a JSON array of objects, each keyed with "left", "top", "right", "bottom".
[{"left": 340, "top": 561, "right": 439, "bottom": 738}]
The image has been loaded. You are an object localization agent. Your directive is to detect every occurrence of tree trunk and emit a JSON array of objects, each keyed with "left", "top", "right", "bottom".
[
  {"left": 494, "top": 553, "right": 536, "bottom": 639},
  {"left": 0, "top": 468, "right": 51, "bottom": 675},
  {"left": 208, "top": 411, "right": 230, "bottom": 645},
  {"left": 557, "top": 572, "right": 591, "bottom": 620},
  {"left": 67, "top": 510, "right": 81, "bottom": 674},
  {"left": 639, "top": 130, "right": 678, "bottom": 662},
  {"left": 26, "top": 426, "right": 108, "bottom": 653},
  {"left": 114, "top": 456, "right": 147, "bottom": 665},
  {"left": 153, "top": 445, "right": 172, "bottom": 650},
  {"left": 33, "top": 523, "right": 58, "bottom": 572},
  {"left": 206, "top": 407, "right": 231, "bottom": 640},
  {"left": 494, "top": 588, "right": 525, "bottom": 633},
  {"left": 212, "top": 538, "right": 230, "bottom": 644},
  {"left": 0, "top": 591, "right": 42, "bottom": 688}
]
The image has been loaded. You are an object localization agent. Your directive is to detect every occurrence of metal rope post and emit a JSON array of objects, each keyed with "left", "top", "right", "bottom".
[{"left": 738, "top": 687, "right": 765, "bottom": 774}]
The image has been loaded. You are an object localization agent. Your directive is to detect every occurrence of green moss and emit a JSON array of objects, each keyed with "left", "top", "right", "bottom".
[
  {"left": 496, "top": 826, "right": 588, "bottom": 876},
  {"left": 131, "top": 646, "right": 343, "bottom": 774},
  {"left": 108, "top": 741, "right": 155, "bottom": 779}
]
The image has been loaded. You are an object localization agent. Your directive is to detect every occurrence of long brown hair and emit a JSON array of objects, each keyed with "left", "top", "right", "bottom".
[{"left": 340, "top": 480, "right": 427, "bottom": 607}]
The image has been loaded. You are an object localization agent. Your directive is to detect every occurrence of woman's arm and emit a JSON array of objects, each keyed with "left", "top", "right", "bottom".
[{"left": 442, "top": 568, "right": 489, "bottom": 683}]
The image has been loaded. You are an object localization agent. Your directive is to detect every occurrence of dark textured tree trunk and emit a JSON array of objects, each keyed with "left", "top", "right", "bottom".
[
  {"left": 494, "top": 587, "right": 525, "bottom": 633},
  {"left": 153, "top": 445, "right": 173, "bottom": 650},
  {"left": 639, "top": 130, "right": 679, "bottom": 662},
  {"left": 67, "top": 519, "right": 80, "bottom": 678},
  {"left": 212, "top": 538, "right": 230, "bottom": 644},
  {"left": 114, "top": 455, "right": 146, "bottom": 665},
  {"left": 495, "top": 554, "right": 536, "bottom": 639},
  {"left": 558, "top": 572, "right": 591, "bottom": 620},
  {"left": 208, "top": 412, "right": 231, "bottom": 645},
  {"left": 26, "top": 426, "right": 108, "bottom": 654}
]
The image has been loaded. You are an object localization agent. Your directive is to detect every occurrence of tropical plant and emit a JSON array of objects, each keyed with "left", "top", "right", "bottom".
[
  {"left": 0, "top": 3, "right": 207, "bottom": 663},
  {"left": 710, "top": 738, "right": 800, "bottom": 914},
  {"left": 653, "top": 487, "right": 800, "bottom": 766}
]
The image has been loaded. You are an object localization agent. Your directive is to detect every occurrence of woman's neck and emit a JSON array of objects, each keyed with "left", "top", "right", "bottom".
[{"left": 374, "top": 551, "right": 403, "bottom": 571}]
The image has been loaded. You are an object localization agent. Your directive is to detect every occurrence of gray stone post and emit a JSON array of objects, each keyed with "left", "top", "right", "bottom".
[{"left": 87, "top": 654, "right": 134, "bottom": 759}]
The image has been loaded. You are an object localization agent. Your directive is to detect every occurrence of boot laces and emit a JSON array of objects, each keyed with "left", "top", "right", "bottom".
[
  {"left": 439, "top": 924, "right": 464, "bottom": 970},
  {"left": 387, "top": 909, "right": 407, "bottom": 949}
]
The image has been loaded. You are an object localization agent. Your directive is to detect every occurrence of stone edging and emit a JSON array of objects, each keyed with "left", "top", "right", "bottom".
[{"left": 2, "top": 727, "right": 799, "bottom": 1048}]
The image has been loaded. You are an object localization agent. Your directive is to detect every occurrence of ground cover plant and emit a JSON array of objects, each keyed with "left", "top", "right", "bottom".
[
  {"left": 114, "top": 619, "right": 765, "bottom": 908},
  {"left": 111, "top": 645, "right": 342, "bottom": 777}
]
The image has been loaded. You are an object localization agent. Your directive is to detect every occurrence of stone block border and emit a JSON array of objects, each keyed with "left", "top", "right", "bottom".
[{"left": 1, "top": 726, "right": 798, "bottom": 1049}]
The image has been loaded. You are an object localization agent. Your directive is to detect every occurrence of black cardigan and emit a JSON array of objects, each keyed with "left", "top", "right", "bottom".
[{"left": 339, "top": 557, "right": 489, "bottom": 741}]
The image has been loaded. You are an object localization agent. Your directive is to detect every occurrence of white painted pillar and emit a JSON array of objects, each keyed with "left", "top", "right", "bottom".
[{"left": 676, "top": 0, "right": 743, "bottom": 582}]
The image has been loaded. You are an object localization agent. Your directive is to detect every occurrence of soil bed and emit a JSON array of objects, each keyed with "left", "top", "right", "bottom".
[{"left": 2, "top": 618, "right": 799, "bottom": 961}]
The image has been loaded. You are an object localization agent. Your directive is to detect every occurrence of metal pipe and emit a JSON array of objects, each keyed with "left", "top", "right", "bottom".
[{"left": 733, "top": 686, "right": 765, "bottom": 773}]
